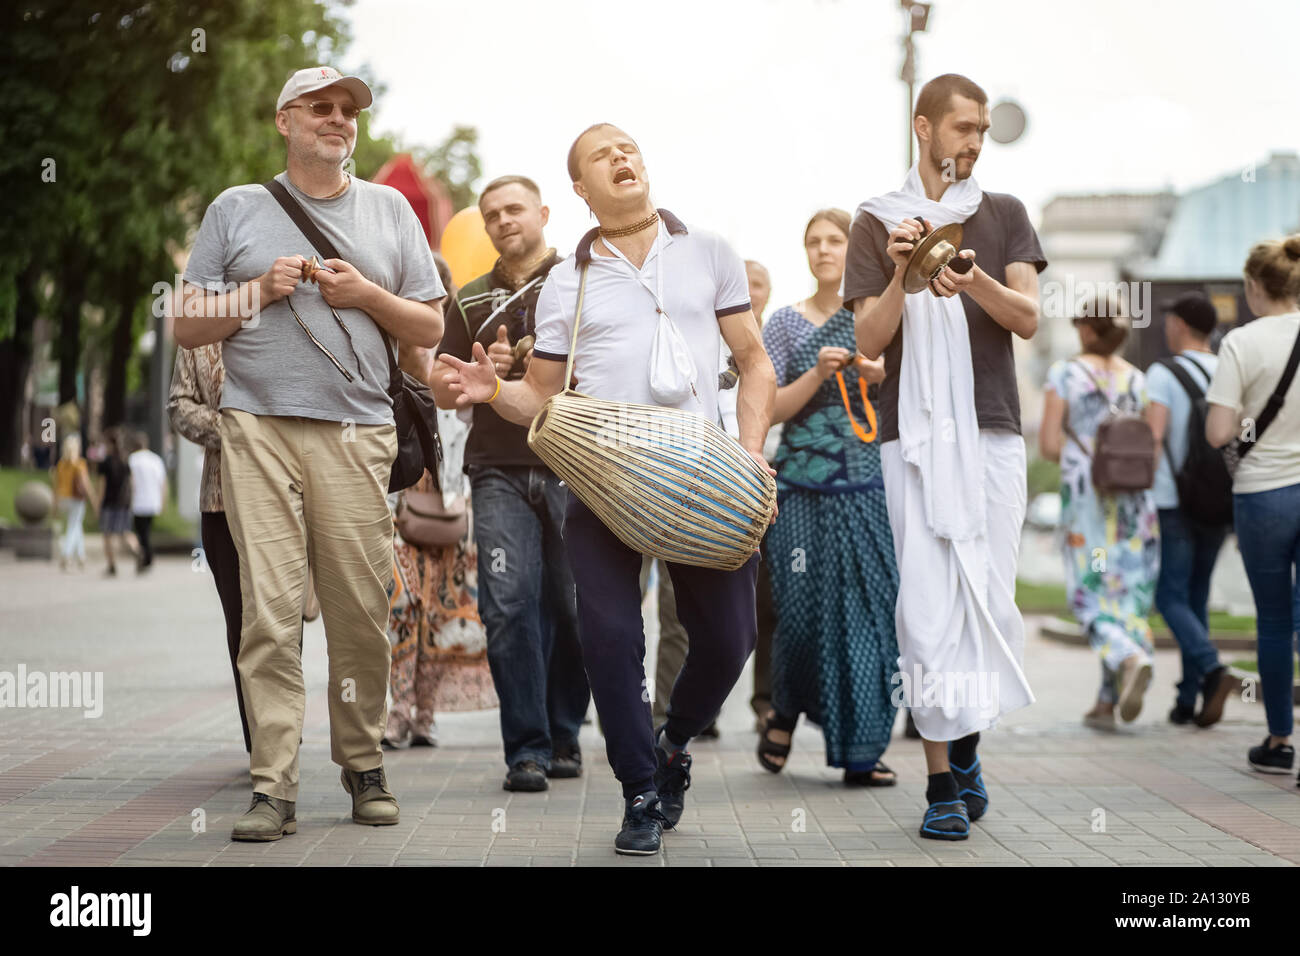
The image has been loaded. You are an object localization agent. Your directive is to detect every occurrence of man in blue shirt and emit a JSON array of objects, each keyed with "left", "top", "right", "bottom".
[{"left": 1144, "top": 292, "right": 1234, "bottom": 727}]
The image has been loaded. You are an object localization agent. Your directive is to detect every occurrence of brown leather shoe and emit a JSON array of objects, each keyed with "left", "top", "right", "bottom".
[
  {"left": 341, "top": 767, "right": 400, "bottom": 826},
  {"left": 230, "top": 793, "right": 296, "bottom": 842},
  {"left": 1195, "top": 666, "right": 1240, "bottom": 727}
]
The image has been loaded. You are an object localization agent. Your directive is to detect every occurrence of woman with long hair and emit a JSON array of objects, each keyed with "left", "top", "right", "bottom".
[
  {"left": 756, "top": 209, "right": 900, "bottom": 786},
  {"left": 53, "top": 433, "right": 96, "bottom": 570}
]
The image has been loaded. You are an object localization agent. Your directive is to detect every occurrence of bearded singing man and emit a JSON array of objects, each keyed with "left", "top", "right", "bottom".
[
  {"left": 439, "top": 124, "right": 777, "bottom": 855},
  {"left": 847, "top": 74, "right": 1047, "bottom": 841}
]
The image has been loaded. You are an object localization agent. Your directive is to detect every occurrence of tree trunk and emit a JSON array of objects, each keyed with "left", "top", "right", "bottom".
[
  {"left": 103, "top": 283, "right": 138, "bottom": 430},
  {"left": 0, "top": 266, "right": 40, "bottom": 466},
  {"left": 57, "top": 256, "right": 87, "bottom": 406}
]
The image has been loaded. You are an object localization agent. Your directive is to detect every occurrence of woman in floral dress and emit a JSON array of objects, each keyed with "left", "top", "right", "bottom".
[{"left": 1039, "top": 309, "right": 1160, "bottom": 728}]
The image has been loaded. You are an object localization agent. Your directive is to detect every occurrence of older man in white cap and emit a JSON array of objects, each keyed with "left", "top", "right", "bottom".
[{"left": 173, "top": 67, "right": 445, "bottom": 841}]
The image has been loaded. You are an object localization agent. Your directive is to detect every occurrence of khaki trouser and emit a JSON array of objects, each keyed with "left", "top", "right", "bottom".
[{"left": 220, "top": 409, "right": 397, "bottom": 802}]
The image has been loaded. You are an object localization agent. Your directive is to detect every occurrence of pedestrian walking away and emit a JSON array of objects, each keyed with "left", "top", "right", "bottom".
[
  {"left": 1144, "top": 292, "right": 1236, "bottom": 728},
  {"left": 1040, "top": 303, "right": 1160, "bottom": 730},
  {"left": 1205, "top": 235, "right": 1300, "bottom": 783}
]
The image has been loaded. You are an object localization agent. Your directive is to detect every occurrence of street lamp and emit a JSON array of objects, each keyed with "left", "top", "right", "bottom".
[{"left": 900, "top": 1, "right": 932, "bottom": 170}]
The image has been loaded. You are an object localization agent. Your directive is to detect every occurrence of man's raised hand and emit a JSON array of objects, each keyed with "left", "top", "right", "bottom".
[
  {"left": 487, "top": 325, "right": 514, "bottom": 377},
  {"left": 436, "top": 342, "right": 500, "bottom": 408}
]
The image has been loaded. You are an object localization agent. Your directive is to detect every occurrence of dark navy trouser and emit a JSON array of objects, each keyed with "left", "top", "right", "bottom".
[{"left": 563, "top": 495, "right": 759, "bottom": 798}]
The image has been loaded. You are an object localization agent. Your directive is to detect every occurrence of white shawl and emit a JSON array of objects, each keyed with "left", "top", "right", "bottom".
[{"left": 857, "top": 165, "right": 984, "bottom": 542}]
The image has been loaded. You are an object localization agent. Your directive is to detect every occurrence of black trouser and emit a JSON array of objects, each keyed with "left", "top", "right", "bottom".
[
  {"left": 750, "top": 556, "right": 776, "bottom": 717},
  {"left": 133, "top": 515, "right": 154, "bottom": 567},
  {"left": 563, "top": 496, "right": 759, "bottom": 799},
  {"left": 201, "top": 511, "right": 252, "bottom": 753}
]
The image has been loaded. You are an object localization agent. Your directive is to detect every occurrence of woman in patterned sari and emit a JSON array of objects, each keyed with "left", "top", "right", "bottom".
[
  {"left": 383, "top": 407, "right": 499, "bottom": 748},
  {"left": 756, "top": 209, "right": 901, "bottom": 786},
  {"left": 1039, "top": 307, "right": 1160, "bottom": 729}
]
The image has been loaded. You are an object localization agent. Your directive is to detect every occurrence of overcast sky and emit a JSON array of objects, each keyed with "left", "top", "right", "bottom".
[{"left": 345, "top": 0, "right": 1300, "bottom": 313}]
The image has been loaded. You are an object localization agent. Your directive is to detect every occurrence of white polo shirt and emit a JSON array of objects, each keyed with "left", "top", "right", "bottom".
[{"left": 533, "top": 209, "right": 750, "bottom": 425}]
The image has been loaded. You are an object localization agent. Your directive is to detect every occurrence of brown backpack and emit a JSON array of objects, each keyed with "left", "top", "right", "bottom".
[{"left": 1064, "top": 360, "right": 1155, "bottom": 495}]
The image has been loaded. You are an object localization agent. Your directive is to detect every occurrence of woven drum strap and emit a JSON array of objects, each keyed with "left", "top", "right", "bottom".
[{"left": 562, "top": 265, "right": 590, "bottom": 391}]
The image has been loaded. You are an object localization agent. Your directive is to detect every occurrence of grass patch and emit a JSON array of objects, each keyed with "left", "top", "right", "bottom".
[
  {"left": 1027, "top": 457, "right": 1061, "bottom": 498},
  {"left": 1015, "top": 579, "right": 1069, "bottom": 614},
  {"left": 1229, "top": 658, "right": 1299, "bottom": 676},
  {"left": 1016, "top": 577, "right": 1256, "bottom": 633},
  {"left": 0, "top": 466, "right": 194, "bottom": 539}
]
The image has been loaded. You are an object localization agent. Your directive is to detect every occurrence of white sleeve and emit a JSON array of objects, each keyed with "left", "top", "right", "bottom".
[{"left": 532, "top": 273, "right": 571, "bottom": 360}]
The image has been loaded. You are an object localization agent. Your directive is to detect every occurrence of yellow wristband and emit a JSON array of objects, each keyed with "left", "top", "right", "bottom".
[{"left": 487, "top": 376, "right": 502, "bottom": 403}]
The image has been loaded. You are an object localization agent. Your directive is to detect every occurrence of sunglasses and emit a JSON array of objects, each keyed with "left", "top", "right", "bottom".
[{"left": 283, "top": 100, "right": 362, "bottom": 121}]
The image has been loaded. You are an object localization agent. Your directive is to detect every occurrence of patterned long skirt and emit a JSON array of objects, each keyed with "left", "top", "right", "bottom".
[
  {"left": 386, "top": 520, "right": 497, "bottom": 739},
  {"left": 764, "top": 484, "right": 900, "bottom": 770}
]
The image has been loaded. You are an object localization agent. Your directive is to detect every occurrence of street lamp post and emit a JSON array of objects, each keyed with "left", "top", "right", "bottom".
[{"left": 900, "top": 1, "right": 931, "bottom": 170}]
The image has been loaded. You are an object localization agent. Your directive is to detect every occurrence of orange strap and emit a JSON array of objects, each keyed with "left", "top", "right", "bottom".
[{"left": 835, "top": 371, "right": 878, "bottom": 443}]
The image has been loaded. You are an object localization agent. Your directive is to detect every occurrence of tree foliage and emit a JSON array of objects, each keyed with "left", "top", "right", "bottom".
[{"left": 0, "top": 0, "right": 401, "bottom": 463}]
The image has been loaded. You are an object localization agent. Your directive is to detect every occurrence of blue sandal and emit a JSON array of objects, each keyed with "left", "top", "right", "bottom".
[
  {"left": 920, "top": 799, "right": 970, "bottom": 840},
  {"left": 949, "top": 752, "right": 988, "bottom": 822}
]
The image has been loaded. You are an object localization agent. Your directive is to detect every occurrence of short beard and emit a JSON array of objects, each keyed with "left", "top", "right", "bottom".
[{"left": 927, "top": 138, "right": 973, "bottom": 181}]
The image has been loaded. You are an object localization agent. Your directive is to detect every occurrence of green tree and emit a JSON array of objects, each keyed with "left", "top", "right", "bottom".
[
  {"left": 417, "top": 125, "right": 483, "bottom": 212},
  {"left": 0, "top": 0, "right": 398, "bottom": 464}
]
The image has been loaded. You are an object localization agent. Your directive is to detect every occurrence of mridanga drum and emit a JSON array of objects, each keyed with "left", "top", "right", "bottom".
[{"left": 526, "top": 264, "right": 776, "bottom": 571}]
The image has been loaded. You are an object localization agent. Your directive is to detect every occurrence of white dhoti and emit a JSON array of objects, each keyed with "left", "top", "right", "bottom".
[{"left": 881, "top": 431, "right": 1036, "bottom": 741}]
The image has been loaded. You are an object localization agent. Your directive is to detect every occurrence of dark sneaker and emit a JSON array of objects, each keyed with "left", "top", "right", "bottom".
[
  {"left": 615, "top": 792, "right": 670, "bottom": 856},
  {"left": 547, "top": 742, "right": 582, "bottom": 779},
  {"left": 919, "top": 798, "right": 970, "bottom": 841},
  {"left": 1248, "top": 737, "right": 1295, "bottom": 774},
  {"left": 653, "top": 743, "right": 692, "bottom": 828},
  {"left": 503, "top": 760, "right": 549, "bottom": 792},
  {"left": 1168, "top": 703, "right": 1196, "bottom": 726},
  {"left": 1195, "top": 666, "right": 1239, "bottom": 728},
  {"left": 340, "top": 767, "right": 400, "bottom": 825},
  {"left": 231, "top": 793, "right": 296, "bottom": 842}
]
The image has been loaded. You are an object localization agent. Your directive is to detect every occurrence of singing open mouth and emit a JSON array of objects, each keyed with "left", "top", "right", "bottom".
[{"left": 613, "top": 166, "right": 637, "bottom": 185}]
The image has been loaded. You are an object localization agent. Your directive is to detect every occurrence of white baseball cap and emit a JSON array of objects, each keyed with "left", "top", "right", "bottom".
[{"left": 276, "top": 66, "right": 373, "bottom": 113}]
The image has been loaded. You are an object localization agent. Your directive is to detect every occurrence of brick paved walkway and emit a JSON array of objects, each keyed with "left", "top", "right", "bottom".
[{"left": 1, "top": 549, "right": 1296, "bottom": 867}]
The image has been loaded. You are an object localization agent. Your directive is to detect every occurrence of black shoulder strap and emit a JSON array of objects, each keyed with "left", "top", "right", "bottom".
[
  {"left": 1156, "top": 356, "right": 1208, "bottom": 402},
  {"left": 261, "top": 180, "right": 400, "bottom": 379},
  {"left": 1252, "top": 326, "right": 1300, "bottom": 443}
]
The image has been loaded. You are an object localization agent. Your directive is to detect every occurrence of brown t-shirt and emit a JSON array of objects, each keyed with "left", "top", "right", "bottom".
[{"left": 842, "top": 191, "right": 1047, "bottom": 443}]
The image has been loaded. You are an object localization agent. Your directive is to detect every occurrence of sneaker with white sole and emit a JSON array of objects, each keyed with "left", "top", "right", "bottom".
[
  {"left": 1248, "top": 737, "right": 1295, "bottom": 774},
  {"left": 1118, "top": 655, "right": 1153, "bottom": 723}
]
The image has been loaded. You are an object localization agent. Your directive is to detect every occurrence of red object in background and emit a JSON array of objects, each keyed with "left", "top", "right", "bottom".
[{"left": 371, "top": 153, "right": 453, "bottom": 249}]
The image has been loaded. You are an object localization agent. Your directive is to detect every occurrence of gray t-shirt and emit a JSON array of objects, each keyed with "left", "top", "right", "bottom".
[{"left": 183, "top": 172, "right": 444, "bottom": 425}]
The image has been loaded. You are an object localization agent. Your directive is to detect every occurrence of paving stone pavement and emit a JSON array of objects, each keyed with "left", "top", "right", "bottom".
[{"left": 1, "top": 549, "right": 1296, "bottom": 867}]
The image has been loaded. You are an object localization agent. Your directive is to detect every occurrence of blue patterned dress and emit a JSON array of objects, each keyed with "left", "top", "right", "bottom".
[{"left": 761, "top": 306, "right": 900, "bottom": 770}]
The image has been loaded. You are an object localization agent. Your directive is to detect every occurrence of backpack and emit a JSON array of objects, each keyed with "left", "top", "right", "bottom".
[
  {"left": 1064, "top": 360, "right": 1156, "bottom": 494},
  {"left": 1155, "top": 356, "right": 1233, "bottom": 527}
]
